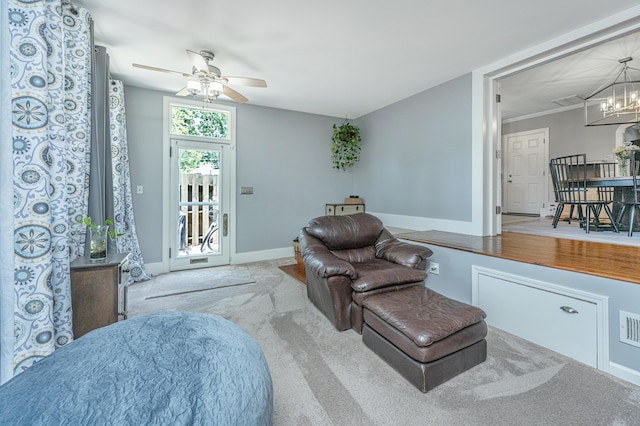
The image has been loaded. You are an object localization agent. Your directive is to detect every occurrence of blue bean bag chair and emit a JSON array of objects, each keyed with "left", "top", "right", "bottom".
[{"left": 0, "top": 311, "right": 273, "bottom": 425}]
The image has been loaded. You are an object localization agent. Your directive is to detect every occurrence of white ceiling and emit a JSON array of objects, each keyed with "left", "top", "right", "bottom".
[
  {"left": 74, "top": 0, "right": 640, "bottom": 119},
  {"left": 500, "top": 30, "right": 640, "bottom": 120}
]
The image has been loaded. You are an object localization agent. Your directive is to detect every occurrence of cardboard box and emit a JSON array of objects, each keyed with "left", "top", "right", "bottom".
[{"left": 344, "top": 197, "right": 363, "bottom": 204}]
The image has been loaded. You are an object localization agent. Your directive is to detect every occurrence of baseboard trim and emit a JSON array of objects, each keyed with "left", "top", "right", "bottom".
[
  {"left": 143, "top": 262, "right": 164, "bottom": 276},
  {"left": 369, "top": 211, "right": 476, "bottom": 235},
  {"left": 607, "top": 361, "right": 640, "bottom": 386},
  {"left": 142, "top": 247, "right": 294, "bottom": 276},
  {"left": 232, "top": 247, "right": 293, "bottom": 264}
]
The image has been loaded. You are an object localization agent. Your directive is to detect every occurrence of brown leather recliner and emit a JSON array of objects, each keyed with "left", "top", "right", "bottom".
[{"left": 299, "top": 213, "right": 433, "bottom": 333}]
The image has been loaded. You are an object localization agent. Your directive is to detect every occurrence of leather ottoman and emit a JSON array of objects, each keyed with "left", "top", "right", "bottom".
[{"left": 362, "top": 285, "right": 487, "bottom": 392}]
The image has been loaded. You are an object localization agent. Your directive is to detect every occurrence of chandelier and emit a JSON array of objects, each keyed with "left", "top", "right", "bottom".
[{"left": 584, "top": 57, "right": 640, "bottom": 126}]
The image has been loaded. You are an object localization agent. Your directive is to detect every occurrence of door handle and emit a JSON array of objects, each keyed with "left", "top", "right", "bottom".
[
  {"left": 223, "top": 213, "right": 228, "bottom": 236},
  {"left": 560, "top": 306, "right": 578, "bottom": 314},
  {"left": 507, "top": 180, "right": 513, "bottom": 183}
]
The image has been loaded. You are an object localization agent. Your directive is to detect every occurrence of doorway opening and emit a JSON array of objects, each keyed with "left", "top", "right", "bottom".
[{"left": 480, "top": 19, "right": 640, "bottom": 239}]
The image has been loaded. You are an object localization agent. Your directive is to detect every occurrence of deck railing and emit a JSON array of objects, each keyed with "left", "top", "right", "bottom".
[{"left": 180, "top": 173, "right": 219, "bottom": 247}]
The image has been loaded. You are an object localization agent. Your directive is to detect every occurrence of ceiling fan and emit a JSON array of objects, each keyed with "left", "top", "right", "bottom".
[{"left": 132, "top": 49, "right": 267, "bottom": 103}]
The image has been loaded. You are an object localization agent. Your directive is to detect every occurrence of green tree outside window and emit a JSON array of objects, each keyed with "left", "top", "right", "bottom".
[
  {"left": 171, "top": 106, "right": 228, "bottom": 139},
  {"left": 171, "top": 106, "right": 227, "bottom": 172}
]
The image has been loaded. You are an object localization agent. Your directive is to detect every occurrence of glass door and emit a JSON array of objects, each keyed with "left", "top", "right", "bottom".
[{"left": 170, "top": 139, "right": 230, "bottom": 270}]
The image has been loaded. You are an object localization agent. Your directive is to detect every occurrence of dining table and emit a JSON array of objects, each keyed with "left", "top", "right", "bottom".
[
  {"left": 586, "top": 175, "right": 638, "bottom": 229},
  {"left": 586, "top": 175, "right": 637, "bottom": 195}
]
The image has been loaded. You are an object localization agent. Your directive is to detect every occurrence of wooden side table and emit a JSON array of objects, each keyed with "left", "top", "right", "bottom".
[{"left": 70, "top": 252, "right": 129, "bottom": 338}]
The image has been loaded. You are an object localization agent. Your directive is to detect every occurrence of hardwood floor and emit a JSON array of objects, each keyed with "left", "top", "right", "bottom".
[
  {"left": 278, "top": 262, "right": 306, "bottom": 284},
  {"left": 399, "top": 230, "right": 640, "bottom": 285},
  {"left": 501, "top": 214, "right": 640, "bottom": 247}
]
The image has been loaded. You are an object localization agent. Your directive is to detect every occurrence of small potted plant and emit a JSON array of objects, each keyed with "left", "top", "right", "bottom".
[
  {"left": 331, "top": 121, "right": 362, "bottom": 170},
  {"left": 79, "top": 217, "right": 121, "bottom": 262},
  {"left": 613, "top": 143, "right": 640, "bottom": 176}
]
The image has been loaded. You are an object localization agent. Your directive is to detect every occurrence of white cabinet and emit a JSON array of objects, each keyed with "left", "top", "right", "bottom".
[{"left": 472, "top": 266, "right": 608, "bottom": 368}]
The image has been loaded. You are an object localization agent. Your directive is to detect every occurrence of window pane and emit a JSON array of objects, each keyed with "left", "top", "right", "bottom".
[
  {"left": 179, "top": 149, "right": 220, "bottom": 173},
  {"left": 171, "top": 106, "right": 228, "bottom": 139},
  {"left": 178, "top": 147, "right": 220, "bottom": 255}
]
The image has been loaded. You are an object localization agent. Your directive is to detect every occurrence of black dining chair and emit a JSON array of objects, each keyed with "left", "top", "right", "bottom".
[
  {"left": 549, "top": 154, "right": 619, "bottom": 233},
  {"left": 593, "top": 161, "right": 617, "bottom": 228},
  {"left": 615, "top": 151, "right": 640, "bottom": 236}
]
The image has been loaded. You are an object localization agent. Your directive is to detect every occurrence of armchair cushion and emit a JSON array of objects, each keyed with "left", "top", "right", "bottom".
[
  {"left": 351, "top": 259, "right": 427, "bottom": 292},
  {"left": 332, "top": 246, "right": 377, "bottom": 264},
  {"left": 305, "top": 214, "right": 383, "bottom": 250}
]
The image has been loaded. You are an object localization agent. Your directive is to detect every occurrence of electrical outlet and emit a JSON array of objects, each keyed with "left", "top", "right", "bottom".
[
  {"left": 240, "top": 187, "right": 253, "bottom": 195},
  {"left": 429, "top": 262, "right": 440, "bottom": 275},
  {"left": 136, "top": 185, "right": 143, "bottom": 194}
]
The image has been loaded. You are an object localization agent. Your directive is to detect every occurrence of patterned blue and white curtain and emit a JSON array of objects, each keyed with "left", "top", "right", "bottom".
[
  {"left": 109, "top": 80, "right": 150, "bottom": 283},
  {"left": 1, "top": 0, "right": 14, "bottom": 384},
  {"left": 0, "top": 0, "right": 92, "bottom": 383}
]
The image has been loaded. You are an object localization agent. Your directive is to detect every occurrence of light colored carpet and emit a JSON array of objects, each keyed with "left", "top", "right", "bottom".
[
  {"left": 127, "top": 259, "right": 640, "bottom": 425},
  {"left": 132, "top": 265, "right": 256, "bottom": 299}
]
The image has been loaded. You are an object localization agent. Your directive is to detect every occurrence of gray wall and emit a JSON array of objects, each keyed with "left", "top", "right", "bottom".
[
  {"left": 356, "top": 74, "right": 473, "bottom": 220},
  {"left": 235, "top": 104, "right": 353, "bottom": 253},
  {"left": 125, "top": 86, "right": 165, "bottom": 264},
  {"left": 502, "top": 107, "right": 618, "bottom": 161},
  {"left": 124, "top": 85, "right": 353, "bottom": 263},
  {"left": 124, "top": 75, "right": 474, "bottom": 263}
]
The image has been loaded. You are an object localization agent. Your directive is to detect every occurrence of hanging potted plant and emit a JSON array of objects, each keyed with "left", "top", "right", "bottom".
[{"left": 331, "top": 120, "right": 362, "bottom": 170}]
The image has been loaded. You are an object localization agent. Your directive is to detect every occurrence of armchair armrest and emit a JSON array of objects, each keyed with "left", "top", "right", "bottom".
[
  {"left": 375, "top": 229, "right": 433, "bottom": 269},
  {"left": 303, "top": 253, "right": 356, "bottom": 279},
  {"left": 299, "top": 230, "right": 357, "bottom": 279}
]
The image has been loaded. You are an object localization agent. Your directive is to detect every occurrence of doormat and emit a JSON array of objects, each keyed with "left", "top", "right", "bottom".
[{"left": 146, "top": 265, "right": 256, "bottom": 299}]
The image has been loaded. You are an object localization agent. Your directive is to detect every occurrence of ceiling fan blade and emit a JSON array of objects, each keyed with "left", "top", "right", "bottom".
[
  {"left": 186, "top": 50, "right": 209, "bottom": 72},
  {"left": 223, "top": 85, "right": 248, "bottom": 103},
  {"left": 132, "top": 63, "right": 190, "bottom": 77},
  {"left": 223, "top": 76, "right": 267, "bottom": 88},
  {"left": 176, "top": 87, "right": 191, "bottom": 96}
]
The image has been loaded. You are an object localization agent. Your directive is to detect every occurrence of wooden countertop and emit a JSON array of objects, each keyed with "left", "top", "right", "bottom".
[{"left": 398, "top": 230, "right": 640, "bottom": 285}]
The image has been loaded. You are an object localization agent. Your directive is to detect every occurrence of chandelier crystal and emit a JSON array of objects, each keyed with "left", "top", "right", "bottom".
[{"left": 584, "top": 57, "right": 640, "bottom": 126}]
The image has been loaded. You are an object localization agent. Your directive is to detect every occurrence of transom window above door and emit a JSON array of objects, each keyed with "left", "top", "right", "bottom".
[{"left": 170, "top": 105, "right": 230, "bottom": 140}]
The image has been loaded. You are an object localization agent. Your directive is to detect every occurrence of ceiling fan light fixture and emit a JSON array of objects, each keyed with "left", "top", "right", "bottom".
[
  {"left": 584, "top": 57, "right": 640, "bottom": 126},
  {"left": 138, "top": 49, "right": 266, "bottom": 104},
  {"left": 187, "top": 78, "right": 201, "bottom": 94},
  {"left": 209, "top": 81, "right": 224, "bottom": 94}
]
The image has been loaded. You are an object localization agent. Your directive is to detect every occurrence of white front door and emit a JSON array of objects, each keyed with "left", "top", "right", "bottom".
[
  {"left": 169, "top": 139, "right": 230, "bottom": 270},
  {"left": 504, "top": 129, "right": 548, "bottom": 215}
]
